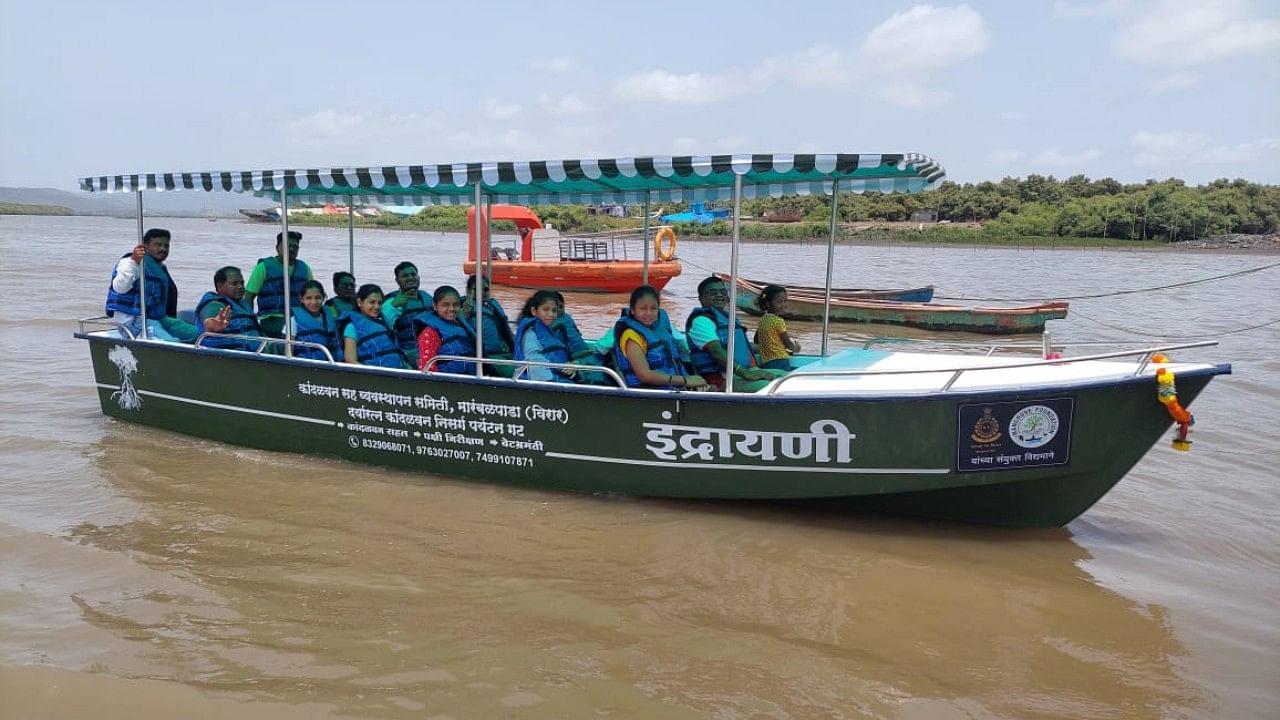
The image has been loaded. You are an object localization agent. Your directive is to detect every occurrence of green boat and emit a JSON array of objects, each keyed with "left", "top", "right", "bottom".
[
  {"left": 77, "top": 154, "right": 1230, "bottom": 527},
  {"left": 724, "top": 274, "right": 1068, "bottom": 334}
]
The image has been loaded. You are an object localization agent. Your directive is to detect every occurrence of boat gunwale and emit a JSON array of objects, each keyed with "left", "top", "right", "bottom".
[{"left": 75, "top": 330, "right": 1232, "bottom": 404}]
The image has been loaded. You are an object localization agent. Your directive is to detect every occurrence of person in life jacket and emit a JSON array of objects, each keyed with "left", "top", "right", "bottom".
[
  {"left": 514, "top": 290, "right": 577, "bottom": 383},
  {"left": 104, "top": 228, "right": 199, "bottom": 342},
  {"left": 336, "top": 284, "right": 408, "bottom": 369},
  {"left": 244, "top": 230, "right": 313, "bottom": 338},
  {"left": 414, "top": 285, "right": 478, "bottom": 375},
  {"left": 614, "top": 285, "right": 707, "bottom": 390},
  {"left": 549, "top": 290, "right": 611, "bottom": 385},
  {"left": 291, "top": 280, "right": 342, "bottom": 361},
  {"left": 195, "top": 266, "right": 264, "bottom": 352},
  {"left": 461, "top": 275, "right": 517, "bottom": 377},
  {"left": 324, "top": 271, "right": 357, "bottom": 319},
  {"left": 685, "top": 276, "right": 785, "bottom": 392},
  {"left": 382, "top": 261, "right": 434, "bottom": 369}
]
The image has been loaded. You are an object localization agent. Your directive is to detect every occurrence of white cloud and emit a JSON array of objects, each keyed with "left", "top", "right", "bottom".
[
  {"left": 1126, "top": 130, "right": 1280, "bottom": 166},
  {"left": 537, "top": 93, "right": 592, "bottom": 116},
  {"left": 671, "top": 137, "right": 699, "bottom": 154},
  {"left": 860, "top": 4, "right": 989, "bottom": 107},
  {"left": 1053, "top": 0, "right": 1130, "bottom": 18},
  {"left": 286, "top": 109, "right": 371, "bottom": 140},
  {"left": 1117, "top": 0, "right": 1280, "bottom": 66},
  {"left": 987, "top": 149, "right": 1026, "bottom": 164},
  {"left": 528, "top": 57, "right": 577, "bottom": 73},
  {"left": 755, "top": 45, "right": 857, "bottom": 89},
  {"left": 613, "top": 69, "right": 750, "bottom": 104},
  {"left": 1032, "top": 148, "right": 1103, "bottom": 166},
  {"left": 861, "top": 4, "right": 989, "bottom": 72},
  {"left": 1148, "top": 73, "right": 1202, "bottom": 94},
  {"left": 483, "top": 98, "right": 522, "bottom": 120},
  {"left": 999, "top": 111, "right": 1029, "bottom": 123}
]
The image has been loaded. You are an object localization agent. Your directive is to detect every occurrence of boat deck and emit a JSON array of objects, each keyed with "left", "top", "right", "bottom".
[{"left": 770, "top": 349, "right": 1220, "bottom": 396}]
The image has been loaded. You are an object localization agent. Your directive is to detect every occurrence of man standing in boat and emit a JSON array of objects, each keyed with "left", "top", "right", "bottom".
[
  {"left": 104, "top": 228, "right": 199, "bottom": 342},
  {"left": 685, "top": 276, "right": 782, "bottom": 392},
  {"left": 244, "top": 230, "right": 312, "bottom": 338},
  {"left": 382, "top": 261, "right": 433, "bottom": 368}
]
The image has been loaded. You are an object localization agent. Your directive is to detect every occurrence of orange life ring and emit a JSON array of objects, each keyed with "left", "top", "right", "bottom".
[{"left": 654, "top": 226, "right": 677, "bottom": 261}]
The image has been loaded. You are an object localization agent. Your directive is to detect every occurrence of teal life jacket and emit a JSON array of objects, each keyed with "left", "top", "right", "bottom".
[
  {"left": 254, "top": 256, "right": 311, "bottom": 317},
  {"left": 337, "top": 311, "right": 406, "bottom": 368},
  {"left": 612, "top": 315, "right": 682, "bottom": 388},
  {"left": 514, "top": 316, "right": 573, "bottom": 382},
  {"left": 463, "top": 298, "right": 515, "bottom": 355},
  {"left": 386, "top": 291, "right": 434, "bottom": 361},
  {"left": 293, "top": 309, "right": 340, "bottom": 360},
  {"left": 323, "top": 296, "right": 355, "bottom": 320},
  {"left": 685, "top": 305, "right": 755, "bottom": 376},
  {"left": 105, "top": 253, "right": 172, "bottom": 319},
  {"left": 194, "top": 292, "right": 262, "bottom": 351},
  {"left": 415, "top": 312, "right": 478, "bottom": 374}
]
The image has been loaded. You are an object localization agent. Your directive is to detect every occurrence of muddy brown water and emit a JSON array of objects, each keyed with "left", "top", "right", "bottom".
[{"left": 1, "top": 216, "right": 1277, "bottom": 719}]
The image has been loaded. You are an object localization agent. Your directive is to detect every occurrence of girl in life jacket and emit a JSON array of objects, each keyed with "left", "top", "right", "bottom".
[
  {"left": 514, "top": 290, "right": 578, "bottom": 383},
  {"left": 337, "top": 284, "right": 408, "bottom": 369},
  {"left": 414, "top": 285, "right": 478, "bottom": 375},
  {"left": 291, "top": 280, "right": 342, "bottom": 361},
  {"left": 614, "top": 285, "right": 707, "bottom": 390}
]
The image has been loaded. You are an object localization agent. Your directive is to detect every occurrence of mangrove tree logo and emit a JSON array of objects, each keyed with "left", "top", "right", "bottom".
[
  {"left": 1009, "top": 405, "right": 1058, "bottom": 449},
  {"left": 108, "top": 345, "right": 142, "bottom": 410}
]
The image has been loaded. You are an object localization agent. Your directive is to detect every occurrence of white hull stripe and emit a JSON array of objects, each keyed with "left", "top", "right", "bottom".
[
  {"left": 545, "top": 451, "right": 951, "bottom": 475},
  {"left": 96, "top": 384, "right": 335, "bottom": 426}
]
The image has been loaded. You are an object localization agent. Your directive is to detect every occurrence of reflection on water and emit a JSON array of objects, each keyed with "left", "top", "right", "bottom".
[
  {"left": 1, "top": 216, "right": 1277, "bottom": 718},
  {"left": 48, "top": 429, "right": 1204, "bottom": 718}
]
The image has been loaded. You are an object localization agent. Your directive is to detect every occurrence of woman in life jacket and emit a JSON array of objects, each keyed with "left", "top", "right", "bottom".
[
  {"left": 514, "top": 290, "right": 578, "bottom": 383},
  {"left": 337, "top": 284, "right": 408, "bottom": 368},
  {"left": 614, "top": 285, "right": 707, "bottom": 390},
  {"left": 414, "top": 285, "right": 478, "bottom": 374},
  {"left": 291, "top": 280, "right": 342, "bottom": 361}
]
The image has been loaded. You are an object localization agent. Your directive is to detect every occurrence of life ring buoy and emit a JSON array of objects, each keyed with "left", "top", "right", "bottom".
[{"left": 654, "top": 227, "right": 677, "bottom": 261}]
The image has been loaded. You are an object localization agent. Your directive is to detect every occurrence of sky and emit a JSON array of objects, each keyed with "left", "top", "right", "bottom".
[{"left": 2, "top": 0, "right": 1278, "bottom": 190}]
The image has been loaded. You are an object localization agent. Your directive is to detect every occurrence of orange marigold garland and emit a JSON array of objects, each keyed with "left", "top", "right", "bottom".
[{"left": 1153, "top": 353, "right": 1194, "bottom": 451}]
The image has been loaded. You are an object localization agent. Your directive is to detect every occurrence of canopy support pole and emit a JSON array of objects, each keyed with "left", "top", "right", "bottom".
[
  {"left": 725, "top": 175, "right": 743, "bottom": 394},
  {"left": 472, "top": 183, "right": 485, "bottom": 378},
  {"left": 642, "top": 191, "right": 651, "bottom": 286},
  {"left": 347, "top": 204, "right": 355, "bottom": 275},
  {"left": 280, "top": 192, "right": 293, "bottom": 357},
  {"left": 821, "top": 181, "right": 839, "bottom": 356},
  {"left": 135, "top": 190, "right": 148, "bottom": 340},
  {"left": 485, "top": 194, "right": 494, "bottom": 291}
]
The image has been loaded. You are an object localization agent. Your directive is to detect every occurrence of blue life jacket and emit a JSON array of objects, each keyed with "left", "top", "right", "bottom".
[
  {"left": 554, "top": 313, "right": 592, "bottom": 357},
  {"left": 463, "top": 298, "right": 515, "bottom": 355},
  {"left": 293, "top": 309, "right": 341, "bottom": 360},
  {"left": 337, "top": 311, "right": 406, "bottom": 368},
  {"left": 323, "top": 296, "right": 355, "bottom": 320},
  {"left": 685, "top": 305, "right": 756, "bottom": 376},
  {"left": 254, "top": 256, "right": 312, "bottom": 317},
  {"left": 105, "top": 253, "right": 172, "bottom": 319},
  {"left": 194, "top": 292, "right": 262, "bottom": 351},
  {"left": 386, "top": 291, "right": 435, "bottom": 360},
  {"left": 613, "top": 315, "right": 682, "bottom": 388},
  {"left": 514, "top": 316, "right": 573, "bottom": 382},
  {"left": 415, "top": 312, "right": 478, "bottom": 374}
]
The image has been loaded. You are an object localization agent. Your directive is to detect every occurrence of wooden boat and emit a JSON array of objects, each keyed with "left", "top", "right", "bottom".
[
  {"left": 75, "top": 153, "right": 1230, "bottom": 527},
  {"left": 724, "top": 274, "right": 1065, "bottom": 334},
  {"left": 461, "top": 205, "right": 681, "bottom": 293},
  {"left": 718, "top": 273, "right": 935, "bottom": 303}
]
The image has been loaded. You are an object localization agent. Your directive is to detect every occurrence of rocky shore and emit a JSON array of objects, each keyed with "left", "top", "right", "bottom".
[{"left": 1173, "top": 233, "right": 1280, "bottom": 252}]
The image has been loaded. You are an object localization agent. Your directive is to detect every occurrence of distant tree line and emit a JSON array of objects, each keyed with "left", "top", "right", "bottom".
[{"left": 739, "top": 175, "right": 1279, "bottom": 242}]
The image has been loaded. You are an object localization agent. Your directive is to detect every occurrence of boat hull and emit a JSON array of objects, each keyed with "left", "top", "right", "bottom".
[
  {"left": 735, "top": 293, "right": 1067, "bottom": 334},
  {"left": 463, "top": 260, "right": 681, "bottom": 293},
  {"left": 83, "top": 335, "right": 1225, "bottom": 527},
  {"left": 721, "top": 274, "right": 935, "bottom": 303}
]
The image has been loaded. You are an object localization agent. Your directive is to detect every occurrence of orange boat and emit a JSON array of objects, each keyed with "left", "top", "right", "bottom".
[{"left": 461, "top": 205, "right": 682, "bottom": 293}]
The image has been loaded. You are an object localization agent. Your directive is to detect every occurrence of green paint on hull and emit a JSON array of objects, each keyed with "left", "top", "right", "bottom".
[{"left": 84, "top": 336, "right": 1223, "bottom": 527}]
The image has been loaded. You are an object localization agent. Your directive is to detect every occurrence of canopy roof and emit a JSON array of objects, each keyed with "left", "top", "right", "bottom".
[{"left": 79, "top": 153, "right": 945, "bottom": 205}]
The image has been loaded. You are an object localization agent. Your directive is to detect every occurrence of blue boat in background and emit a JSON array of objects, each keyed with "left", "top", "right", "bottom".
[{"left": 660, "top": 202, "right": 730, "bottom": 225}]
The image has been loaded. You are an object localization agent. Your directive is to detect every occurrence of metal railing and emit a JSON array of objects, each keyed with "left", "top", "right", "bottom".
[
  {"left": 194, "top": 332, "right": 336, "bottom": 362},
  {"left": 423, "top": 355, "right": 628, "bottom": 388},
  {"left": 766, "top": 340, "right": 1219, "bottom": 395},
  {"left": 77, "top": 316, "right": 136, "bottom": 339}
]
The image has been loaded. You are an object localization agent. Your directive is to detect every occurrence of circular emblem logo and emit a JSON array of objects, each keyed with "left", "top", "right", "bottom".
[{"left": 1008, "top": 405, "right": 1059, "bottom": 449}]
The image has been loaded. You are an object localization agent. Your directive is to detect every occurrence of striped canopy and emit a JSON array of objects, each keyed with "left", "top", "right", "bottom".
[{"left": 79, "top": 153, "right": 945, "bottom": 205}]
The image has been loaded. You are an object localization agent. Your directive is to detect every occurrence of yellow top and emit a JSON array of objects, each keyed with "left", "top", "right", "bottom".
[
  {"left": 618, "top": 328, "right": 647, "bottom": 355},
  {"left": 755, "top": 313, "right": 790, "bottom": 363}
]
